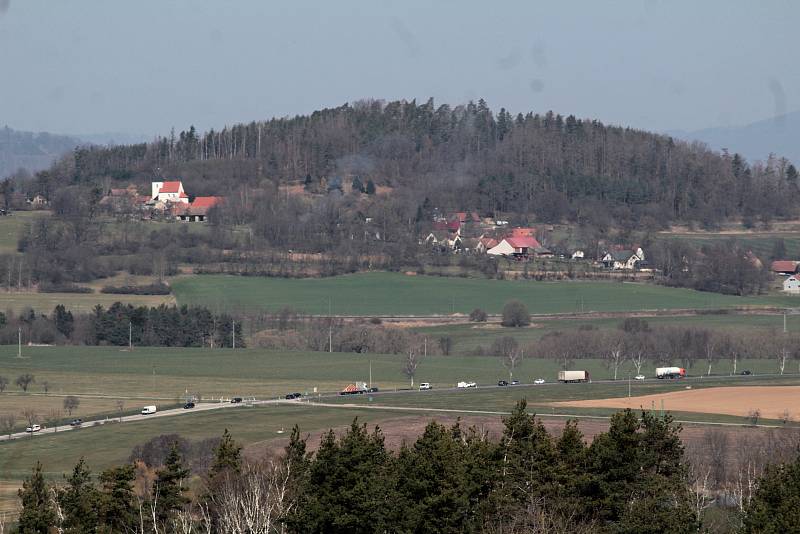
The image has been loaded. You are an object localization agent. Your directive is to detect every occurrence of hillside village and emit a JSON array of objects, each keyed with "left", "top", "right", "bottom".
[
  {"left": 422, "top": 210, "right": 648, "bottom": 271},
  {"left": 100, "top": 180, "right": 223, "bottom": 222}
]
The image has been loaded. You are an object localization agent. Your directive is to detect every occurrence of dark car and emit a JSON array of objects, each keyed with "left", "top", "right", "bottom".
[
  {"left": 285, "top": 392, "right": 302, "bottom": 400},
  {"left": 367, "top": 387, "right": 379, "bottom": 393},
  {"left": 740, "top": 370, "right": 752, "bottom": 375},
  {"left": 183, "top": 402, "right": 195, "bottom": 409},
  {"left": 498, "top": 380, "right": 509, "bottom": 386},
  {"left": 230, "top": 397, "right": 243, "bottom": 403},
  {"left": 69, "top": 419, "right": 82, "bottom": 427}
]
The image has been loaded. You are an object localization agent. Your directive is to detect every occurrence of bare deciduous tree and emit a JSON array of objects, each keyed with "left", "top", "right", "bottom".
[
  {"left": 0, "top": 413, "right": 15, "bottom": 438},
  {"left": 211, "top": 458, "right": 296, "bottom": 534},
  {"left": 21, "top": 408, "right": 38, "bottom": 433},
  {"left": 15, "top": 373, "right": 34, "bottom": 392},
  {"left": 0, "top": 375, "right": 8, "bottom": 393},
  {"left": 63, "top": 395, "right": 80, "bottom": 416},
  {"left": 116, "top": 399, "right": 125, "bottom": 422},
  {"left": 45, "top": 409, "right": 63, "bottom": 432},
  {"left": 402, "top": 349, "right": 421, "bottom": 387}
]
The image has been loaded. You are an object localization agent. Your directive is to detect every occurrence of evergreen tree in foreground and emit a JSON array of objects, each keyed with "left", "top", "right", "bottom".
[
  {"left": 16, "top": 461, "right": 56, "bottom": 533},
  {"left": 210, "top": 428, "right": 242, "bottom": 478},
  {"left": 59, "top": 457, "right": 101, "bottom": 533},
  {"left": 153, "top": 442, "right": 190, "bottom": 526},
  {"left": 99, "top": 464, "right": 136, "bottom": 532}
]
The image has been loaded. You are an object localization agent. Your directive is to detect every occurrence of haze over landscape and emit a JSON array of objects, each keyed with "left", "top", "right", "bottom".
[
  {"left": 0, "top": 1, "right": 798, "bottom": 164},
  {"left": 3, "top": 2, "right": 800, "bottom": 532}
]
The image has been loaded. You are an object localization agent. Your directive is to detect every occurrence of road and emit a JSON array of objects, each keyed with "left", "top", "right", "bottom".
[{"left": 0, "top": 373, "right": 791, "bottom": 442}]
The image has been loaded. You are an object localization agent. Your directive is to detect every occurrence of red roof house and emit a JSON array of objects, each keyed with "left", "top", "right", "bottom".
[{"left": 771, "top": 260, "right": 799, "bottom": 275}]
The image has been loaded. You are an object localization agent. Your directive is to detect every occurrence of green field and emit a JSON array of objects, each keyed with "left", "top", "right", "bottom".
[
  {"left": 657, "top": 231, "right": 800, "bottom": 259},
  {"left": 2, "top": 345, "right": 798, "bottom": 423},
  {"left": 414, "top": 312, "right": 800, "bottom": 352},
  {"left": 0, "top": 290, "right": 174, "bottom": 315},
  {"left": 0, "top": 211, "right": 50, "bottom": 254},
  {"left": 171, "top": 272, "right": 795, "bottom": 315}
]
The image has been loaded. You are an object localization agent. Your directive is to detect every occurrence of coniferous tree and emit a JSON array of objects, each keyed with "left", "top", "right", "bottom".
[
  {"left": 210, "top": 428, "right": 242, "bottom": 477},
  {"left": 742, "top": 452, "right": 800, "bottom": 532},
  {"left": 99, "top": 464, "right": 136, "bottom": 532},
  {"left": 365, "top": 179, "right": 376, "bottom": 195},
  {"left": 152, "top": 442, "right": 190, "bottom": 526},
  {"left": 16, "top": 461, "right": 56, "bottom": 533},
  {"left": 59, "top": 457, "right": 101, "bottom": 533}
]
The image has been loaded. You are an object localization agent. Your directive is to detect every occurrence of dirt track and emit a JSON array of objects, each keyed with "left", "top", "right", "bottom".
[{"left": 553, "top": 386, "right": 800, "bottom": 420}]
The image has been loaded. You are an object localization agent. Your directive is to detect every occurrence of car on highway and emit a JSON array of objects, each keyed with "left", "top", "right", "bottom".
[
  {"left": 741, "top": 370, "right": 752, "bottom": 375},
  {"left": 498, "top": 380, "right": 509, "bottom": 386},
  {"left": 230, "top": 397, "right": 243, "bottom": 404},
  {"left": 511, "top": 379, "right": 520, "bottom": 385},
  {"left": 69, "top": 419, "right": 82, "bottom": 427},
  {"left": 183, "top": 402, "right": 196, "bottom": 409},
  {"left": 367, "top": 387, "right": 379, "bottom": 393},
  {"left": 26, "top": 424, "right": 41, "bottom": 433},
  {"left": 634, "top": 374, "right": 646, "bottom": 381},
  {"left": 285, "top": 392, "right": 302, "bottom": 399},
  {"left": 419, "top": 382, "right": 432, "bottom": 390},
  {"left": 457, "top": 381, "right": 477, "bottom": 388},
  {"left": 533, "top": 378, "right": 545, "bottom": 385}
]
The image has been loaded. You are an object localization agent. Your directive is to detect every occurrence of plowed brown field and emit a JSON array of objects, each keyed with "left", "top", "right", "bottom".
[{"left": 553, "top": 385, "right": 800, "bottom": 420}]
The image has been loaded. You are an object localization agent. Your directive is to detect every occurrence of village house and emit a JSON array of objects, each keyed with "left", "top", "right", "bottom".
[
  {"left": 784, "top": 275, "right": 800, "bottom": 293},
  {"left": 174, "top": 196, "right": 224, "bottom": 222},
  {"left": 151, "top": 181, "right": 189, "bottom": 204},
  {"left": 601, "top": 249, "right": 644, "bottom": 270},
  {"left": 770, "top": 260, "right": 799, "bottom": 276},
  {"left": 487, "top": 236, "right": 543, "bottom": 259}
]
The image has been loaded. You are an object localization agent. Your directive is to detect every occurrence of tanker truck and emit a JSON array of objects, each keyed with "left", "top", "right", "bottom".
[{"left": 655, "top": 367, "right": 686, "bottom": 379}]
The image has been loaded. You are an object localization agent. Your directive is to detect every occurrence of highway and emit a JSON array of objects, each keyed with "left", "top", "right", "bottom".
[{"left": 0, "top": 372, "right": 789, "bottom": 442}]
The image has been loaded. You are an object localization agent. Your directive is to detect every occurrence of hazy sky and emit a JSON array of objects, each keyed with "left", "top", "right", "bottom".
[{"left": 0, "top": 0, "right": 797, "bottom": 138}]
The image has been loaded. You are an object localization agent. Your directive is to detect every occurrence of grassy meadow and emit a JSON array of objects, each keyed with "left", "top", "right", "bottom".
[{"left": 171, "top": 272, "right": 797, "bottom": 316}]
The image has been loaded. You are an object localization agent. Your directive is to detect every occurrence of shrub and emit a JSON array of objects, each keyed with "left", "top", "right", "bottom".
[
  {"left": 38, "top": 283, "right": 92, "bottom": 294},
  {"left": 501, "top": 300, "right": 530, "bottom": 327},
  {"left": 100, "top": 282, "right": 171, "bottom": 295},
  {"left": 469, "top": 308, "right": 488, "bottom": 322}
]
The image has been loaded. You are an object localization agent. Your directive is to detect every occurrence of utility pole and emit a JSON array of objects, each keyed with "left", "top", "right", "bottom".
[
  {"left": 232, "top": 319, "right": 236, "bottom": 349},
  {"left": 628, "top": 374, "right": 631, "bottom": 398},
  {"left": 424, "top": 338, "right": 427, "bottom": 358},
  {"left": 328, "top": 297, "right": 333, "bottom": 353},
  {"left": 784, "top": 311, "right": 787, "bottom": 334},
  {"left": 129, "top": 321, "right": 132, "bottom": 351},
  {"left": 369, "top": 360, "right": 372, "bottom": 389},
  {"left": 17, "top": 327, "right": 21, "bottom": 358}
]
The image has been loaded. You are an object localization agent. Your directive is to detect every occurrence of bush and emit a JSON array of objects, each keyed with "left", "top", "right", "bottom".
[
  {"left": 100, "top": 282, "right": 171, "bottom": 295},
  {"left": 469, "top": 308, "right": 488, "bottom": 322},
  {"left": 501, "top": 300, "right": 530, "bottom": 327},
  {"left": 38, "top": 283, "right": 92, "bottom": 294}
]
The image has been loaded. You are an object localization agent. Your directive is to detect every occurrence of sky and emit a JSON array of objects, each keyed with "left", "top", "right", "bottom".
[{"left": 0, "top": 0, "right": 797, "bottom": 138}]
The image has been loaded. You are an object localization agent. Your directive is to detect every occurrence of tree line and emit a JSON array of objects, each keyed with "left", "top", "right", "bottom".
[
  {"left": 12, "top": 403, "right": 800, "bottom": 533},
  {"left": 0, "top": 303, "right": 244, "bottom": 348}
]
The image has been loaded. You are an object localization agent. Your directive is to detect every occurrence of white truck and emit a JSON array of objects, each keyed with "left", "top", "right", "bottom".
[
  {"left": 656, "top": 367, "right": 686, "bottom": 379},
  {"left": 558, "top": 370, "right": 589, "bottom": 383},
  {"left": 141, "top": 405, "right": 157, "bottom": 415}
]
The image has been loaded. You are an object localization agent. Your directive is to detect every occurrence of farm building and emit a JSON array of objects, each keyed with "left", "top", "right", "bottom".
[
  {"left": 487, "top": 236, "right": 543, "bottom": 258},
  {"left": 784, "top": 275, "right": 800, "bottom": 293},
  {"left": 771, "top": 260, "right": 799, "bottom": 275},
  {"left": 175, "top": 196, "right": 224, "bottom": 222},
  {"left": 601, "top": 250, "right": 643, "bottom": 270}
]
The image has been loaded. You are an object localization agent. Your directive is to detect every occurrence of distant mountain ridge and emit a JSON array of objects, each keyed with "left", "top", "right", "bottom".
[
  {"left": 0, "top": 126, "right": 151, "bottom": 179},
  {"left": 668, "top": 111, "right": 800, "bottom": 165},
  {"left": 0, "top": 126, "right": 81, "bottom": 178}
]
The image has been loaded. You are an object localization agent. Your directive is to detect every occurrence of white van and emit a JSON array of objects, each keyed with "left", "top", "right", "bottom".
[{"left": 141, "top": 405, "right": 157, "bottom": 415}]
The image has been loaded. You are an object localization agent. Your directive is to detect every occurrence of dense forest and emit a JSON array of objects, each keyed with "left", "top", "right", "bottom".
[
  {"left": 11, "top": 404, "right": 800, "bottom": 533},
  {"left": 28, "top": 98, "right": 800, "bottom": 226},
  {"left": 5, "top": 99, "right": 797, "bottom": 288}
]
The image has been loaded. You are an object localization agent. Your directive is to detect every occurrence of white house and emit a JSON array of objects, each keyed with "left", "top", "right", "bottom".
[
  {"left": 571, "top": 250, "right": 585, "bottom": 260},
  {"left": 151, "top": 181, "right": 189, "bottom": 204},
  {"left": 601, "top": 250, "right": 643, "bottom": 270},
  {"left": 487, "top": 237, "right": 542, "bottom": 258},
  {"left": 784, "top": 275, "right": 800, "bottom": 293}
]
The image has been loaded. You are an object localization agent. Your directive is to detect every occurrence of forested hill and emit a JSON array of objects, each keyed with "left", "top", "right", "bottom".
[
  {"left": 0, "top": 126, "right": 81, "bottom": 178},
  {"left": 34, "top": 99, "right": 800, "bottom": 227}
]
